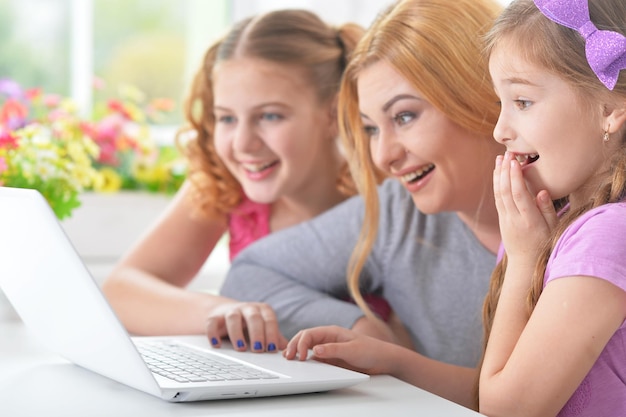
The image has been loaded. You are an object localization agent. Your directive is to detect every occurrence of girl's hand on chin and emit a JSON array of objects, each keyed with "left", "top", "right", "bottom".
[{"left": 494, "top": 152, "right": 556, "bottom": 265}]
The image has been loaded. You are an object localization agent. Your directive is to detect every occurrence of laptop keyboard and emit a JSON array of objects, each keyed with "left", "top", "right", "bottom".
[{"left": 136, "top": 341, "right": 279, "bottom": 383}]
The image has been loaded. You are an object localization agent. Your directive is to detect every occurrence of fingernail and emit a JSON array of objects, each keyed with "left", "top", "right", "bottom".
[
  {"left": 495, "top": 155, "right": 503, "bottom": 166},
  {"left": 211, "top": 337, "right": 219, "bottom": 346},
  {"left": 268, "top": 343, "right": 276, "bottom": 352},
  {"left": 237, "top": 339, "right": 245, "bottom": 348},
  {"left": 253, "top": 341, "right": 262, "bottom": 350}
]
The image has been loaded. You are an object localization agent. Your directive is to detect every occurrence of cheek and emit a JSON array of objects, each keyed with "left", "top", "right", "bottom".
[
  {"left": 368, "top": 140, "right": 385, "bottom": 172},
  {"left": 212, "top": 130, "right": 231, "bottom": 161}
]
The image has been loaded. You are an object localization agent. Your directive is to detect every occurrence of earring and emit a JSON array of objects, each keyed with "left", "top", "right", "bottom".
[{"left": 603, "top": 131, "right": 610, "bottom": 142}]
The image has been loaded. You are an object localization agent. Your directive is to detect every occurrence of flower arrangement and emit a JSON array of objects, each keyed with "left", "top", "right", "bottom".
[{"left": 0, "top": 78, "right": 186, "bottom": 219}]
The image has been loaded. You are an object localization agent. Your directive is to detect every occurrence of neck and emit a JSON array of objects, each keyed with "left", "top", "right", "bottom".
[{"left": 457, "top": 193, "right": 501, "bottom": 255}]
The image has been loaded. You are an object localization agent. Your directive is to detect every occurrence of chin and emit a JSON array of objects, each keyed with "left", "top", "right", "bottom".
[{"left": 410, "top": 197, "right": 442, "bottom": 215}]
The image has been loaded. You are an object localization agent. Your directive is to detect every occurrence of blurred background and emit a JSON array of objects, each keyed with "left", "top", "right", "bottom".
[
  {"left": 1, "top": 0, "right": 400, "bottom": 132},
  {"left": 1, "top": 0, "right": 512, "bottom": 131},
  {"left": 0, "top": 0, "right": 513, "bottom": 301}
]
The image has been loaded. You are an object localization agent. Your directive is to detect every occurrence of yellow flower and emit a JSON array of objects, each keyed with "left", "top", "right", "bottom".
[{"left": 93, "top": 167, "right": 122, "bottom": 193}]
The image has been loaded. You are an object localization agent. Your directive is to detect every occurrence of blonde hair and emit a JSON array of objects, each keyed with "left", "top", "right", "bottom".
[
  {"left": 178, "top": 10, "right": 364, "bottom": 219},
  {"left": 337, "top": 0, "right": 502, "bottom": 318}
]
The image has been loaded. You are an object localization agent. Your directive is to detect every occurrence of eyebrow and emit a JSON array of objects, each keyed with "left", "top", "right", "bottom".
[
  {"left": 214, "top": 102, "right": 288, "bottom": 112},
  {"left": 503, "top": 76, "right": 540, "bottom": 87},
  {"left": 382, "top": 94, "right": 421, "bottom": 112}
]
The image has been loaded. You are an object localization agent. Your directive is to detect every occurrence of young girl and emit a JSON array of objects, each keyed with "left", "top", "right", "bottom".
[
  {"left": 102, "top": 10, "right": 364, "bottom": 351},
  {"left": 479, "top": 0, "right": 626, "bottom": 416}
]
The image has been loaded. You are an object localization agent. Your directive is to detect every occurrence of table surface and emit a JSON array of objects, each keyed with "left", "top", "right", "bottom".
[{"left": 0, "top": 318, "right": 484, "bottom": 417}]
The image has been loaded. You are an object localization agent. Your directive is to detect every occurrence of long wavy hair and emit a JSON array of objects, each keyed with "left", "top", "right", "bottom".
[
  {"left": 478, "top": 0, "right": 626, "bottom": 407},
  {"left": 337, "top": 0, "right": 502, "bottom": 318},
  {"left": 482, "top": 0, "right": 626, "bottom": 350},
  {"left": 178, "top": 10, "right": 364, "bottom": 220}
]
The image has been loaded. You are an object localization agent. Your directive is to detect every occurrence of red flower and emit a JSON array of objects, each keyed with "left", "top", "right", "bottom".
[
  {"left": 107, "top": 99, "right": 133, "bottom": 120},
  {"left": 0, "top": 130, "right": 18, "bottom": 149}
]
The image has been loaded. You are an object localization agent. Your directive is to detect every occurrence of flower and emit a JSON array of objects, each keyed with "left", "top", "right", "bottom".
[{"left": 0, "top": 78, "right": 186, "bottom": 219}]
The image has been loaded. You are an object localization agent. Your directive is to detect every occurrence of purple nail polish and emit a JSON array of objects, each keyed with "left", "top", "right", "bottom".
[
  {"left": 237, "top": 339, "right": 245, "bottom": 348},
  {"left": 253, "top": 341, "right": 262, "bottom": 350},
  {"left": 268, "top": 343, "right": 276, "bottom": 352},
  {"left": 211, "top": 337, "right": 219, "bottom": 346}
]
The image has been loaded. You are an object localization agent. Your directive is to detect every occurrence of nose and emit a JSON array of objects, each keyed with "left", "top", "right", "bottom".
[
  {"left": 492, "top": 109, "right": 514, "bottom": 145},
  {"left": 370, "top": 128, "right": 406, "bottom": 173},
  {"left": 232, "top": 120, "right": 263, "bottom": 153}
]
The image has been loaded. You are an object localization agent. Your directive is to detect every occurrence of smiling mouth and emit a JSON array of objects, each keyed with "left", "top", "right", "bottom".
[
  {"left": 401, "top": 164, "right": 435, "bottom": 184},
  {"left": 514, "top": 153, "right": 539, "bottom": 167},
  {"left": 243, "top": 160, "right": 279, "bottom": 173}
]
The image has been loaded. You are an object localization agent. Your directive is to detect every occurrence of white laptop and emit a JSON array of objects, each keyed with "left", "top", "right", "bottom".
[{"left": 0, "top": 186, "right": 368, "bottom": 402}]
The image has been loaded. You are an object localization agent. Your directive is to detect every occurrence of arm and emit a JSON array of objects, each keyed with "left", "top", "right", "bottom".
[
  {"left": 284, "top": 326, "right": 477, "bottom": 408},
  {"left": 480, "top": 276, "right": 626, "bottom": 417},
  {"left": 221, "top": 190, "right": 395, "bottom": 340},
  {"left": 102, "top": 182, "right": 286, "bottom": 351},
  {"left": 480, "top": 154, "right": 626, "bottom": 416}
]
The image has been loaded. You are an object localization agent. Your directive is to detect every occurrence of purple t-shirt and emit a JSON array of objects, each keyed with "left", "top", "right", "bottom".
[{"left": 545, "top": 202, "right": 626, "bottom": 417}]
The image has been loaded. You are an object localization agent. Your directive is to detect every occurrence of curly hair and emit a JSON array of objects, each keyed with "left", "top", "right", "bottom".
[{"left": 176, "top": 10, "right": 364, "bottom": 220}]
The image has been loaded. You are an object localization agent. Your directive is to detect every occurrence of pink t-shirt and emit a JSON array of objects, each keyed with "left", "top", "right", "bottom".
[
  {"left": 227, "top": 197, "right": 271, "bottom": 261},
  {"left": 544, "top": 202, "right": 626, "bottom": 417}
]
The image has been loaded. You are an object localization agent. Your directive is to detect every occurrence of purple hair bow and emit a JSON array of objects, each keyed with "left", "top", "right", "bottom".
[{"left": 534, "top": 0, "right": 626, "bottom": 90}]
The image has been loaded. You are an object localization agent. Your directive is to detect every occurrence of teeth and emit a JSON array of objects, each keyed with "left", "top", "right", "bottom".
[
  {"left": 243, "top": 161, "right": 275, "bottom": 173},
  {"left": 514, "top": 153, "right": 539, "bottom": 164},
  {"left": 401, "top": 164, "right": 435, "bottom": 183}
]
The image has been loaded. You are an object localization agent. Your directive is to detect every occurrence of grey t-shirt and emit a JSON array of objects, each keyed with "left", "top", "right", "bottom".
[{"left": 220, "top": 179, "right": 496, "bottom": 367}]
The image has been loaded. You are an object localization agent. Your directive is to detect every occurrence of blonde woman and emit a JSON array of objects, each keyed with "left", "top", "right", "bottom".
[{"left": 223, "top": 0, "right": 504, "bottom": 407}]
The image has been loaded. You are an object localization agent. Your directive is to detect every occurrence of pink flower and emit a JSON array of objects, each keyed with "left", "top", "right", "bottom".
[
  {"left": 92, "top": 76, "right": 106, "bottom": 91},
  {"left": 43, "top": 94, "right": 61, "bottom": 108},
  {"left": 0, "top": 98, "right": 28, "bottom": 130}
]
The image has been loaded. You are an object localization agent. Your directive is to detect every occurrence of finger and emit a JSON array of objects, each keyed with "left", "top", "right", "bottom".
[
  {"left": 284, "top": 331, "right": 303, "bottom": 360},
  {"left": 224, "top": 308, "right": 248, "bottom": 351},
  {"left": 493, "top": 155, "right": 505, "bottom": 216},
  {"left": 508, "top": 156, "right": 537, "bottom": 216},
  {"left": 498, "top": 152, "right": 519, "bottom": 216},
  {"left": 205, "top": 315, "right": 225, "bottom": 348},
  {"left": 536, "top": 190, "right": 558, "bottom": 229},
  {"left": 258, "top": 306, "right": 282, "bottom": 353},
  {"left": 241, "top": 304, "right": 266, "bottom": 352},
  {"left": 312, "top": 342, "right": 351, "bottom": 362}
]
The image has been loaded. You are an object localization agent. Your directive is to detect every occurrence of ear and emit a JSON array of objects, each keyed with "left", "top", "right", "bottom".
[{"left": 605, "top": 102, "right": 626, "bottom": 134}]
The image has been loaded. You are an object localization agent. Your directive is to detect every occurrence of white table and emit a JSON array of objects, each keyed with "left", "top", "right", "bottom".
[{"left": 0, "top": 319, "right": 484, "bottom": 417}]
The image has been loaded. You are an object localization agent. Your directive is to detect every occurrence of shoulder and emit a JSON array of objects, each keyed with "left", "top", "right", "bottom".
[
  {"left": 558, "top": 202, "right": 626, "bottom": 245},
  {"left": 547, "top": 202, "right": 626, "bottom": 289}
]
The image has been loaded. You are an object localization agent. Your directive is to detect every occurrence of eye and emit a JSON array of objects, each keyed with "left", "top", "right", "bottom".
[
  {"left": 393, "top": 111, "right": 415, "bottom": 126},
  {"left": 362, "top": 124, "right": 379, "bottom": 139},
  {"left": 261, "top": 112, "right": 283, "bottom": 122},
  {"left": 216, "top": 114, "right": 235, "bottom": 124},
  {"left": 514, "top": 99, "right": 532, "bottom": 110}
]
